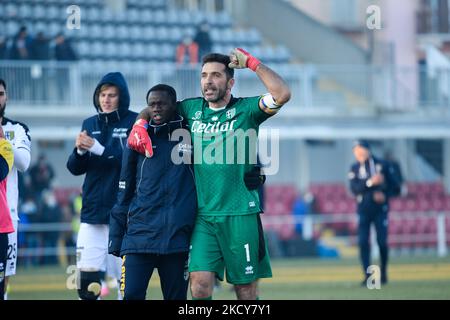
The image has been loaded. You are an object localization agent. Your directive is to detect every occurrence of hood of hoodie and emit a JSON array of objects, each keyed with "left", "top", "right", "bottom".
[{"left": 93, "top": 72, "right": 130, "bottom": 122}]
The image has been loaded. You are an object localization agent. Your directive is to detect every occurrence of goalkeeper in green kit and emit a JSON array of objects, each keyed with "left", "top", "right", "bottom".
[{"left": 127, "top": 48, "right": 291, "bottom": 300}]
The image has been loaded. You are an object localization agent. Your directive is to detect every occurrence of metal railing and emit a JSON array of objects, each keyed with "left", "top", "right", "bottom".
[
  {"left": 1, "top": 60, "right": 449, "bottom": 112},
  {"left": 261, "top": 211, "right": 450, "bottom": 257}
]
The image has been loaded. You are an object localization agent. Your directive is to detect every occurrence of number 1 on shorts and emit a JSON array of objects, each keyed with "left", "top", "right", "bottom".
[{"left": 244, "top": 243, "right": 250, "bottom": 262}]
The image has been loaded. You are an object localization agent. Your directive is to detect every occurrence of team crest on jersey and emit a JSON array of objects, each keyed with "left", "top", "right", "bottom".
[
  {"left": 192, "top": 111, "right": 202, "bottom": 120},
  {"left": 245, "top": 265, "right": 254, "bottom": 275},
  {"left": 4, "top": 131, "right": 14, "bottom": 141},
  {"left": 226, "top": 108, "right": 236, "bottom": 119}
]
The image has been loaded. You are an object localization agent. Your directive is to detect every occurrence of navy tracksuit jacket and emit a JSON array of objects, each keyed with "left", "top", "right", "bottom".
[
  {"left": 109, "top": 114, "right": 197, "bottom": 300},
  {"left": 66, "top": 72, "right": 138, "bottom": 224},
  {"left": 349, "top": 156, "right": 402, "bottom": 279}
]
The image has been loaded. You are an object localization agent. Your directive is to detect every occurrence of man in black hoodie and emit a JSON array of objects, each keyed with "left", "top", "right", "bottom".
[{"left": 67, "top": 72, "right": 137, "bottom": 300}]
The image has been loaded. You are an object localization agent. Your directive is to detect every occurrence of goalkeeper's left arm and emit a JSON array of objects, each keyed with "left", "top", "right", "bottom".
[{"left": 229, "top": 48, "right": 291, "bottom": 115}]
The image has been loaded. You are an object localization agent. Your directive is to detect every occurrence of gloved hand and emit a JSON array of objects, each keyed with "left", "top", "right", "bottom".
[
  {"left": 244, "top": 165, "right": 266, "bottom": 190},
  {"left": 127, "top": 119, "right": 153, "bottom": 158},
  {"left": 229, "top": 48, "right": 261, "bottom": 72}
]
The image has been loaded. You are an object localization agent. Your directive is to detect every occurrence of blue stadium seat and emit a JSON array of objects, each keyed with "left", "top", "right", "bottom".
[
  {"left": 262, "top": 46, "right": 276, "bottom": 63},
  {"left": 212, "top": 44, "right": 225, "bottom": 55},
  {"left": 215, "top": 11, "right": 232, "bottom": 28},
  {"left": 4, "top": 4, "right": 17, "bottom": 19},
  {"left": 113, "top": 10, "right": 128, "bottom": 25},
  {"left": 91, "top": 42, "right": 103, "bottom": 59},
  {"left": 34, "top": 22, "right": 47, "bottom": 34},
  {"left": 48, "top": 22, "right": 62, "bottom": 38},
  {"left": 233, "top": 30, "right": 248, "bottom": 45},
  {"left": 178, "top": 10, "right": 193, "bottom": 27},
  {"left": 130, "top": 43, "right": 145, "bottom": 60},
  {"left": 220, "top": 29, "right": 234, "bottom": 44},
  {"left": 72, "top": 22, "right": 90, "bottom": 40},
  {"left": 166, "top": 11, "right": 179, "bottom": 26},
  {"left": 85, "top": 7, "right": 101, "bottom": 23},
  {"left": 210, "top": 28, "right": 221, "bottom": 43},
  {"left": 116, "top": 42, "right": 130, "bottom": 60},
  {"left": 275, "top": 45, "right": 291, "bottom": 63},
  {"left": 34, "top": 4, "right": 46, "bottom": 21},
  {"left": 6, "top": 20, "right": 20, "bottom": 37},
  {"left": 169, "top": 27, "right": 183, "bottom": 44},
  {"left": 191, "top": 11, "right": 206, "bottom": 26},
  {"left": 18, "top": 3, "right": 33, "bottom": 20},
  {"left": 102, "top": 24, "right": 116, "bottom": 41},
  {"left": 100, "top": 9, "right": 115, "bottom": 24},
  {"left": 116, "top": 25, "right": 129, "bottom": 40},
  {"left": 145, "top": 43, "right": 158, "bottom": 60},
  {"left": 185, "top": 27, "right": 196, "bottom": 38},
  {"left": 105, "top": 42, "right": 119, "bottom": 60},
  {"left": 76, "top": 41, "right": 90, "bottom": 58},
  {"left": 126, "top": 8, "right": 140, "bottom": 24},
  {"left": 160, "top": 43, "right": 174, "bottom": 61},
  {"left": 129, "top": 25, "right": 142, "bottom": 41},
  {"left": 140, "top": 9, "right": 152, "bottom": 24},
  {"left": 155, "top": 26, "right": 169, "bottom": 41},
  {"left": 247, "top": 28, "right": 262, "bottom": 45},
  {"left": 89, "top": 24, "right": 103, "bottom": 40},
  {"left": 47, "top": 5, "right": 61, "bottom": 21},
  {"left": 142, "top": 25, "right": 156, "bottom": 42},
  {"left": 127, "top": 0, "right": 140, "bottom": 7},
  {"left": 153, "top": 0, "right": 168, "bottom": 10},
  {"left": 153, "top": 10, "right": 167, "bottom": 26}
]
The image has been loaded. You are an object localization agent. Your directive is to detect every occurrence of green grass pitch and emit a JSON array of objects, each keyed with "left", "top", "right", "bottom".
[{"left": 7, "top": 256, "right": 450, "bottom": 300}]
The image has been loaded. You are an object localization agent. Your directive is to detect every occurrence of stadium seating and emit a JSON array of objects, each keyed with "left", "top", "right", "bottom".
[
  {"left": 53, "top": 187, "right": 81, "bottom": 206},
  {"left": 264, "top": 182, "right": 450, "bottom": 250},
  {"left": 0, "top": 0, "right": 292, "bottom": 64}
]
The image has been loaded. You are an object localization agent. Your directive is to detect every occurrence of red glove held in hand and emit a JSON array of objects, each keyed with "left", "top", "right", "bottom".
[
  {"left": 229, "top": 48, "right": 261, "bottom": 72},
  {"left": 127, "top": 119, "right": 153, "bottom": 158}
]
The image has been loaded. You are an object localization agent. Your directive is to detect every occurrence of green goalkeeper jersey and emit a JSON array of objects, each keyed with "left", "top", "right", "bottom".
[{"left": 177, "top": 96, "right": 271, "bottom": 216}]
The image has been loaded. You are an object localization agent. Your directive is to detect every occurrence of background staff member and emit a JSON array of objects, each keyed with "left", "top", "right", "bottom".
[
  {"left": 66, "top": 72, "right": 137, "bottom": 300},
  {"left": 348, "top": 140, "right": 402, "bottom": 286},
  {"left": 109, "top": 84, "right": 197, "bottom": 300}
]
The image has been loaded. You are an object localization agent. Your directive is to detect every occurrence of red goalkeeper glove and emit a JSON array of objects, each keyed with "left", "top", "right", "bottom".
[
  {"left": 127, "top": 119, "right": 153, "bottom": 158},
  {"left": 229, "top": 48, "right": 261, "bottom": 72}
]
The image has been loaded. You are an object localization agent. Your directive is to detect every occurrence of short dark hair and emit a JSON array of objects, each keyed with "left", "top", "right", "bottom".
[
  {"left": 146, "top": 84, "right": 177, "bottom": 105},
  {"left": 353, "top": 139, "right": 371, "bottom": 150},
  {"left": 202, "top": 53, "right": 234, "bottom": 79},
  {"left": 0, "top": 78, "right": 6, "bottom": 90}
]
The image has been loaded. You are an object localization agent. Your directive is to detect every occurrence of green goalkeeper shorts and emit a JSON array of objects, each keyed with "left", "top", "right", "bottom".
[{"left": 188, "top": 213, "right": 272, "bottom": 285}]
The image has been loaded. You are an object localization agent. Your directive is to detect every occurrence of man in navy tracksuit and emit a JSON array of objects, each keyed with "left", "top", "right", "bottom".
[
  {"left": 109, "top": 84, "right": 197, "bottom": 300},
  {"left": 67, "top": 72, "right": 137, "bottom": 300},
  {"left": 348, "top": 140, "right": 402, "bottom": 286}
]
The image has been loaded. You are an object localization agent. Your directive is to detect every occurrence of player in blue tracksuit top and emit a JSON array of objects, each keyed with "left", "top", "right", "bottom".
[
  {"left": 109, "top": 84, "right": 197, "bottom": 300},
  {"left": 66, "top": 72, "right": 138, "bottom": 300}
]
